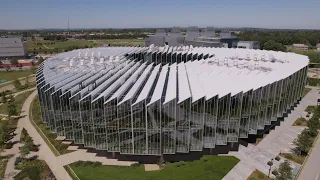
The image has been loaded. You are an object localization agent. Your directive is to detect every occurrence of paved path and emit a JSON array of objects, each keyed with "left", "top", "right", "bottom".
[
  {"left": 298, "top": 134, "right": 320, "bottom": 180},
  {"left": 223, "top": 87, "right": 319, "bottom": 180},
  {"left": 16, "top": 91, "right": 73, "bottom": 180}
]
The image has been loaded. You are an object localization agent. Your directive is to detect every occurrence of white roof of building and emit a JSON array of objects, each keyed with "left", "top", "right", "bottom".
[
  {"left": 133, "top": 64, "right": 165, "bottom": 105},
  {"left": 39, "top": 46, "right": 309, "bottom": 106},
  {"left": 163, "top": 63, "right": 177, "bottom": 105},
  {"left": 177, "top": 62, "right": 191, "bottom": 103},
  {"left": 148, "top": 64, "right": 169, "bottom": 106}
]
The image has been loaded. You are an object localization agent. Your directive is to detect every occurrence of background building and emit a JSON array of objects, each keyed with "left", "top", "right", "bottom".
[
  {"left": 316, "top": 43, "right": 320, "bottom": 51},
  {"left": 145, "top": 27, "right": 259, "bottom": 49},
  {"left": 36, "top": 46, "right": 308, "bottom": 162},
  {"left": 290, "top": 44, "right": 309, "bottom": 51},
  {"left": 0, "top": 36, "right": 28, "bottom": 60}
]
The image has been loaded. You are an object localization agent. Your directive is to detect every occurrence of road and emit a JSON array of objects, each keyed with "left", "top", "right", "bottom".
[{"left": 298, "top": 135, "right": 320, "bottom": 180}]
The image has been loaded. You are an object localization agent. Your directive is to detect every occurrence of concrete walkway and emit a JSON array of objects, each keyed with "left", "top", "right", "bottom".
[
  {"left": 15, "top": 91, "right": 73, "bottom": 180},
  {"left": 6, "top": 91, "right": 137, "bottom": 180},
  {"left": 223, "top": 87, "right": 319, "bottom": 180}
]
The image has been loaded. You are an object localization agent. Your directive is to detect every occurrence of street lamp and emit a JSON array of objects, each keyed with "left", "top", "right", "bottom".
[{"left": 267, "top": 158, "right": 274, "bottom": 178}]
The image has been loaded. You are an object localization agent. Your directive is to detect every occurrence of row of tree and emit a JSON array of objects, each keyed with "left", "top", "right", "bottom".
[
  {"left": 238, "top": 30, "right": 320, "bottom": 48},
  {"left": 293, "top": 106, "right": 320, "bottom": 155}
]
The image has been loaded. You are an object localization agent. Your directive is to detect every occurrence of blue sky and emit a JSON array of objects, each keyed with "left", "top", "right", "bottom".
[{"left": 0, "top": 0, "right": 319, "bottom": 29}]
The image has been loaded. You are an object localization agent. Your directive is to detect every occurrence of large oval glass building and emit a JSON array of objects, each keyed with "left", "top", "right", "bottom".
[{"left": 36, "top": 46, "right": 309, "bottom": 158}]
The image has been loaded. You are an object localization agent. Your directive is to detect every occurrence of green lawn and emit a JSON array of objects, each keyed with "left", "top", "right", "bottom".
[
  {"left": 292, "top": 50, "right": 320, "bottom": 63},
  {"left": 302, "top": 88, "right": 312, "bottom": 97},
  {"left": 28, "top": 40, "right": 96, "bottom": 49},
  {"left": 0, "top": 70, "right": 33, "bottom": 84},
  {"left": 0, "top": 156, "right": 9, "bottom": 179},
  {"left": 90, "top": 39, "right": 145, "bottom": 47},
  {"left": 247, "top": 169, "right": 272, "bottom": 180},
  {"left": 292, "top": 117, "right": 308, "bottom": 126},
  {"left": 0, "top": 90, "right": 34, "bottom": 114},
  {"left": 27, "top": 39, "right": 145, "bottom": 54},
  {"left": 280, "top": 153, "right": 306, "bottom": 165},
  {"left": 69, "top": 156, "right": 240, "bottom": 180},
  {"left": 30, "top": 97, "right": 71, "bottom": 155},
  {"left": 305, "top": 105, "right": 316, "bottom": 114}
]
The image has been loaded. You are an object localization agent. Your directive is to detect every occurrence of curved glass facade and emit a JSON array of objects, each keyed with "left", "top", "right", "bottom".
[{"left": 36, "top": 46, "right": 308, "bottom": 156}]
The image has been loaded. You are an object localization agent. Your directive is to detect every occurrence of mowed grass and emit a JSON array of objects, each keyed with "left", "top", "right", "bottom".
[
  {"left": 90, "top": 39, "right": 145, "bottom": 46},
  {"left": 70, "top": 156, "right": 239, "bottom": 180},
  {"left": 247, "top": 169, "right": 271, "bottom": 180},
  {"left": 0, "top": 70, "right": 33, "bottom": 83},
  {"left": 27, "top": 40, "right": 96, "bottom": 49},
  {"left": 27, "top": 39, "right": 145, "bottom": 52}
]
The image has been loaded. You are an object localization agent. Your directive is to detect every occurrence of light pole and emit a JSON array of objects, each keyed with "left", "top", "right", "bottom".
[{"left": 267, "top": 158, "right": 274, "bottom": 178}]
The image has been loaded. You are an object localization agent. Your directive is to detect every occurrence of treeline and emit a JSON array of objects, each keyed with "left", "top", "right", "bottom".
[
  {"left": 43, "top": 35, "right": 67, "bottom": 41},
  {"left": 238, "top": 30, "right": 320, "bottom": 49}
]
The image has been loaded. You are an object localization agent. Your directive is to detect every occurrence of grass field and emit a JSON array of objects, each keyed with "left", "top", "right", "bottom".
[
  {"left": 27, "top": 40, "right": 96, "bottom": 49},
  {"left": 27, "top": 39, "right": 145, "bottom": 53},
  {"left": 0, "top": 70, "right": 33, "bottom": 84},
  {"left": 69, "top": 156, "right": 239, "bottom": 180},
  {"left": 30, "top": 97, "right": 72, "bottom": 155},
  {"left": 90, "top": 39, "right": 145, "bottom": 47},
  {"left": 0, "top": 90, "right": 34, "bottom": 114},
  {"left": 0, "top": 156, "right": 9, "bottom": 179},
  {"left": 292, "top": 117, "right": 308, "bottom": 126},
  {"left": 292, "top": 50, "right": 320, "bottom": 63},
  {"left": 247, "top": 169, "right": 271, "bottom": 180},
  {"left": 280, "top": 153, "right": 306, "bottom": 165}
]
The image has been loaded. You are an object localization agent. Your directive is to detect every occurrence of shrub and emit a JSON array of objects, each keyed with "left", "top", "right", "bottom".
[
  {"left": 202, "top": 157, "right": 208, "bottom": 162},
  {"left": 275, "top": 156, "right": 281, "bottom": 161},
  {"left": 73, "top": 161, "right": 85, "bottom": 167},
  {"left": 284, "top": 154, "right": 293, "bottom": 159},
  {"left": 130, "top": 163, "right": 140, "bottom": 168},
  {"left": 296, "top": 121, "right": 302, "bottom": 126},
  {"left": 176, "top": 161, "right": 186, "bottom": 168},
  {"left": 92, "top": 162, "right": 102, "bottom": 167},
  {"left": 83, "top": 161, "right": 93, "bottom": 166},
  {"left": 272, "top": 169, "right": 279, "bottom": 176},
  {"left": 258, "top": 172, "right": 265, "bottom": 179},
  {"left": 5, "top": 141, "right": 14, "bottom": 149}
]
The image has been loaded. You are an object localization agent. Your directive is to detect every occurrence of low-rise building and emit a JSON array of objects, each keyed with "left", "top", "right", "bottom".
[
  {"left": 291, "top": 44, "right": 309, "bottom": 51},
  {"left": 237, "top": 41, "right": 260, "bottom": 49},
  {"left": 317, "top": 43, "right": 320, "bottom": 51},
  {"left": 0, "top": 36, "right": 28, "bottom": 60},
  {"left": 145, "top": 27, "right": 259, "bottom": 49}
]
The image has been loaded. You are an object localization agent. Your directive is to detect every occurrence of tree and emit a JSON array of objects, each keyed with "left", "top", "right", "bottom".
[
  {"left": 7, "top": 102, "right": 18, "bottom": 117},
  {"left": 10, "top": 59, "right": 19, "bottom": 65},
  {"left": 293, "top": 129, "right": 313, "bottom": 155},
  {"left": 0, "top": 121, "right": 9, "bottom": 151},
  {"left": 20, "top": 143, "right": 30, "bottom": 158},
  {"left": 20, "top": 135, "right": 34, "bottom": 157},
  {"left": 1, "top": 92, "right": 6, "bottom": 103},
  {"left": 276, "top": 160, "right": 292, "bottom": 180},
  {"left": 263, "top": 40, "right": 286, "bottom": 51},
  {"left": 37, "top": 57, "right": 44, "bottom": 65},
  {"left": 13, "top": 79, "right": 22, "bottom": 90}
]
